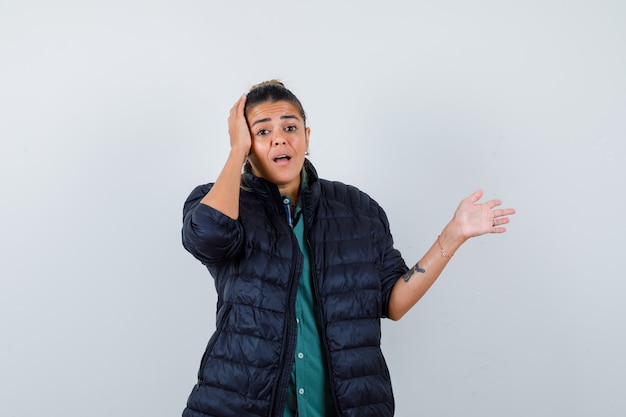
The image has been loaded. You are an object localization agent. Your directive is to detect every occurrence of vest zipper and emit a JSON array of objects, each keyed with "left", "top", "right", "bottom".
[
  {"left": 269, "top": 193, "right": 300, "bottom": 416},
  {"left": 303, "top": 204, "right": 343, "bottom": 416}
]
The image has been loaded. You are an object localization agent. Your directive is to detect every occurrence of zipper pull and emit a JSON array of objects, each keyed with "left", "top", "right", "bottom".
[{"left": 283, "top": 197, "right": 292, "bottom": 227}]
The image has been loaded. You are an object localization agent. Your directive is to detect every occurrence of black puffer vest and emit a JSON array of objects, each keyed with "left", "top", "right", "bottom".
[{"left": 181, "top": 161, "right": 408, "bottom": 417}]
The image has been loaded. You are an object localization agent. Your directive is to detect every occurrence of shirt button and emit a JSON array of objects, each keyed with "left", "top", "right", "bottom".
[
  {"left": 298, "top": 388, "right": 305, "bottom": 395},
  {"left": 297, "top": 352, "right": 304, "bottom": 359},
  {"left": 296, "top": 318, "right": 300, "bottom": 324}
]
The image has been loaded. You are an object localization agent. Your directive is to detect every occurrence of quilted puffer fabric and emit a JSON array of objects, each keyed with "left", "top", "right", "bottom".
[{"left": 181, "top": 160, "right": 408, "bottom": 417}]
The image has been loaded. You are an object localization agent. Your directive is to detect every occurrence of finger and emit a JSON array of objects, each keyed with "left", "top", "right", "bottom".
[
  {"left": 229, "top": 94, "right": 247, "bottom": 119},
  {"left": 493, "top": 217, "right": 510, "bottom": 226},
  {"left": 487, "top": 198, "right": 503, "bottom": 209},
  {"left": 237, "top": 94, "right": 247, "bottom": 116},
  {"left": 503, "top": 208, "right": 516, "bottom": 216},
  {"left": 467, "top": 189, "right": 483, "bottom": 204},
  {"left": 493, "top": 208, "right": 516, "bottom": 217}
]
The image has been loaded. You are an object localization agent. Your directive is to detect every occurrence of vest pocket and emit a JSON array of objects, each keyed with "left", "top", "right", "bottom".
[{"left": 197, "top": 303, "right": 232, "bottom": 384}]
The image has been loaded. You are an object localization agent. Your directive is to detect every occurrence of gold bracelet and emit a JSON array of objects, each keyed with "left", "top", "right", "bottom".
[{"left": 437, "top": 235, "right": 453, "bottom": 258}]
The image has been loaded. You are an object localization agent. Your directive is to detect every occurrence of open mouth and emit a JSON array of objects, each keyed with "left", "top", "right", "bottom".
[{"left": 273, "top": 154, "right": 292, "bottom": 163}]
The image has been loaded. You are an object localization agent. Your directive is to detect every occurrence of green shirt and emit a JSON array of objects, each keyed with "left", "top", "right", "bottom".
[{"left": 282, "top": 195, "right": 336, "bottom": 417}]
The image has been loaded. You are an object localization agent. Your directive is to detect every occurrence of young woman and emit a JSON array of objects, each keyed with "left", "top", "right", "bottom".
[{"left": 181, "top": 80, "right": 515, "bottom": 417}]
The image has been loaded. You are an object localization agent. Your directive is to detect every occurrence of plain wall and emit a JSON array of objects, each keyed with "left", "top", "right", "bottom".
[{"left": 1, "top": 1, "right": 625, "bottom": 416}]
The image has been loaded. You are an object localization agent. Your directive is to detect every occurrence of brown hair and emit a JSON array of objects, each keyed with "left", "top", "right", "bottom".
[{"left": 244, "top": 79, "right": 307, "bottom": 125}]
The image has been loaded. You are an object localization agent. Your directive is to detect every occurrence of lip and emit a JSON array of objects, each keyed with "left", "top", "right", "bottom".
[{"left": 272, "top": 153, "right": 292, "bottom": 165}]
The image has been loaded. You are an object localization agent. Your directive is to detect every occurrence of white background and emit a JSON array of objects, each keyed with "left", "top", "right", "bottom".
[{"left": 1, "top": 1, "right": 625, "bottom": 416}]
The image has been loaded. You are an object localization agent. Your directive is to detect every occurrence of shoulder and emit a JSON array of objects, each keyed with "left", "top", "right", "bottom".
[
  {"left": 316, "top": 178, "right": 383, "bottom": 215},
  {"left": 318, "top": 178, "right": 375, "bottom": 204},
  {"left": 187, "top": 182, "right": 213, "bottom": 200},
  {"left": 183, "top": 183, "right": 213, "bottom": 214},
  {"left": 184, "top": 180, "right": 261, "bottom": 207},
  {"left": 311, "top": 179, "right": 395, "bottom": 247}
]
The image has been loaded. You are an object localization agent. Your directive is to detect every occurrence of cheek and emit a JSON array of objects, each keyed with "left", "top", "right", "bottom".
[
  {"left": 247, "top": 142, "right": 266, "bottom": 165},
  {"left": 250, "top": 140, "right": 265, "bottom": 156}
]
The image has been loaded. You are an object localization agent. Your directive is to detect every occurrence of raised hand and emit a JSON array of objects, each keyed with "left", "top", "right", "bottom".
[
  {"left": 200, "top": 94, "right": 253, "bottom": 219},
  {"left": 228, "top": 94, "right": 251, "bottom": 156},
  {"left": 452, "top": 189, "right": 516, "bottom": 239}
]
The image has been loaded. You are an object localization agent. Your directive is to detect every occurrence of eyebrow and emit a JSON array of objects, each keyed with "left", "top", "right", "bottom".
[{"left": 250, "top": 114, "right": 300, "bottom": 128}]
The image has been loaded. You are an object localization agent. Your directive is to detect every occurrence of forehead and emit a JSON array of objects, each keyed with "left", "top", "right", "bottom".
[{"left": 246, "top": 101, "right": 303, "bottom": 124}]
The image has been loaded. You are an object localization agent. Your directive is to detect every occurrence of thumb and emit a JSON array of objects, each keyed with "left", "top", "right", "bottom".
[{"left": 467, "top": 189, "right": 483, "bottom": 204}]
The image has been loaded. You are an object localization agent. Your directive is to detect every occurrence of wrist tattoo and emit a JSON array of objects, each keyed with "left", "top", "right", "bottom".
[{"left": 402, "top": 262, "right": 426, "bottom": 283}]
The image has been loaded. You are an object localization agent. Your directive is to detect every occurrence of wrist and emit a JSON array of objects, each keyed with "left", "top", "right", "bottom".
[
  {"left": 229, "top": 146, "right": 249, "bottom": 163},
  {"left": 438, "top": 222, "right": 467, "bottom": 257}
]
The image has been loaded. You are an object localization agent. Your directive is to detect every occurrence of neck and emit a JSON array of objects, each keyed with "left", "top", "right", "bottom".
[{"left": 278, "top": 179, "right": 300, "bottom": 206}]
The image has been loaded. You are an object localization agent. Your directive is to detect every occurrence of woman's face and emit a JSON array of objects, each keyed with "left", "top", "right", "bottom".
[{"left": 246, "top": 100, "right": 310, "bottom": 197}]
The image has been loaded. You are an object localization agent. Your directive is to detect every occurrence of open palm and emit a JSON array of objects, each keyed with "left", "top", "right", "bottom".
[{"left": 453, "top": 189, "right": 516, "bottom": 238}]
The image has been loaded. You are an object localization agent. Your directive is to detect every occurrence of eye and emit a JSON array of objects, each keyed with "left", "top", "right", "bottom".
[
  {"left": 284, "top": 126, "right": 297, "bottom": 132},
  {"left": 256, "top": 129, "right": 270, "bottom": 136}
]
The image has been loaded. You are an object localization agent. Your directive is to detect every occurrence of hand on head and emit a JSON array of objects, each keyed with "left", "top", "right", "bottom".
[{"left": 228, "top": 94, "right": 252, "bottom": 157}]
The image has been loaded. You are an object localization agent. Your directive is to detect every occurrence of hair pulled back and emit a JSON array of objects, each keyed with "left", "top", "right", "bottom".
[{"left": 245, "top": 80, "right": 307, "bottom": 125}]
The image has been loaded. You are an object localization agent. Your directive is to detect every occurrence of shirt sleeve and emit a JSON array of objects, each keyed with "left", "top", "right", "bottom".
[{"left": 181, "top": 184, "right": 244, "bottom": 266}]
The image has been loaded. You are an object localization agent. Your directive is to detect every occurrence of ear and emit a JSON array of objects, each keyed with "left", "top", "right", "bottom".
[{"left": 305, "top": 127, "right": 311, "bottom": 150}]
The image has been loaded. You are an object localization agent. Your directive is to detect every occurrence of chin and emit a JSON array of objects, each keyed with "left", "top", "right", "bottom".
[{"left": 251, "top": 162, "right": 302, "bottom": 186}]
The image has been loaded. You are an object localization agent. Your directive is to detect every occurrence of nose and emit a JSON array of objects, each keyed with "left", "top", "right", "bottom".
[{"left": 273, "top": 136, "right": 286, "bottom": 146}]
